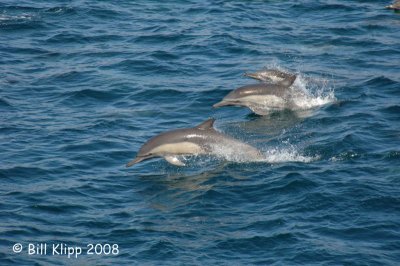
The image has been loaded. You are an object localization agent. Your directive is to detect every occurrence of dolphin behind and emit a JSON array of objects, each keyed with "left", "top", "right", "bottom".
[
  {"left": 244, "top": 69, "right": 297, "bottom": 87},
  {"left": 214, "top": 68, "right": 300, "bottom": 115},
  {"left": 213, "top": 83, "right": 294, "bottom": 115},
  {"left": 126, "top": 118, "right": 264, "bottom": 167}
]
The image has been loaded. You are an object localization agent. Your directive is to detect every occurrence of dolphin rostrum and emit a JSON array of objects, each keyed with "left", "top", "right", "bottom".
[{"left": 126, "top": 118, "right": 263, "bottom": 167}]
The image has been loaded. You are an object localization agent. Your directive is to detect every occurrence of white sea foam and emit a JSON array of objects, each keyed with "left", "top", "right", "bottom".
[
  {"left": 261, "top": 146, "right": 318, "bottom": 163},
  {"left": 212, "top": 146, "right": 317, "bottom": 164},
  {"left": 182, "top": 143, "right": 318, "bottom": 165},
  {"left": 210, "top": 143, "right": 263, "bottom": 163},
  {"left": 0, "top": 13, "right": 34, "bottom": 22},
  {"left": 289, "top": 74, "right": 336, "bottom": 110}
]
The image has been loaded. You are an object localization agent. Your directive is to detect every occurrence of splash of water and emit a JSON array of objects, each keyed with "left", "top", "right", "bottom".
[
  {"left": 262, "top": 145, "right": 318, "bottom": 163},
  {"left": 210, "top": 143, "right": 263, "bottom": 163},
  {"left": 175, "top": 143, "right": 317, "bottom": 165},
  {"left": 0, "top": 13, "right": 34, "bottom": 22},
  {"left": 251, "top": 65, "right": 336, "bottom": 112},
  {"left": 290, "top": 74, "right": 336, "bottom": 110}
]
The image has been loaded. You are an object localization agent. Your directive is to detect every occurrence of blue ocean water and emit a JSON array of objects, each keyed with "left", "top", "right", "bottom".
[{"left": 1, "top": 0, "right": 400, "bottom": 264}]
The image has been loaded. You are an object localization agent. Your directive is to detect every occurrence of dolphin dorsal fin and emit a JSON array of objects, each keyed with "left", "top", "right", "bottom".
[{"left": 195, "top": 118, "right": 215, "bottom": 130}]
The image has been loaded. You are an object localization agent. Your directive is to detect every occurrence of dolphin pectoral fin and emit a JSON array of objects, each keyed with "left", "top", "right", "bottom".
[{"left": 164, "top": 155, "right": 186, "bottom": 166}]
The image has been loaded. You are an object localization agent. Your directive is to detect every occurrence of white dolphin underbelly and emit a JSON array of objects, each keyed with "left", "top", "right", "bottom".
[{"left": 151, "top": 142, "right": 205, "bottom": 155}]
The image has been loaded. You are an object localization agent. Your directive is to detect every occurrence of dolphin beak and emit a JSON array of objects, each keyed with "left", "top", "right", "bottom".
[
  {"left": 244, "top": 72, "right": 257, "bottom": 79},
  {"left": 213, "top": 101, "right": 231, "bottom": 108},
  {"left": 126, "top": 155, "right": 152, "bottom": 167}
]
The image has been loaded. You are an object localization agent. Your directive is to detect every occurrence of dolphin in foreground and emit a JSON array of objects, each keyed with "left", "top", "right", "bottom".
[
  {"left": 212, "top": 69, "right": 298, "bottom": 115},
  {"left": 126, "top": 118, "right": 263, "bottom": 167},
  {"left": 386, "top": 0, "right": 400, "bottom": 10}
]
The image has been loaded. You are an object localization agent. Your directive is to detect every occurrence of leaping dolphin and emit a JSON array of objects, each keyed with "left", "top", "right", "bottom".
[
  {"left": 213, "top": 83, "right": 295, "bottom": 115},
  {"left": 244, "top": 69, "right": 297, "bottom": 87},
  {"left": 126, "top": 118, "right": 263, "bottom": 167},
  {"left": 213, "top": 69, "right": 298, "bottom": 115}
]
